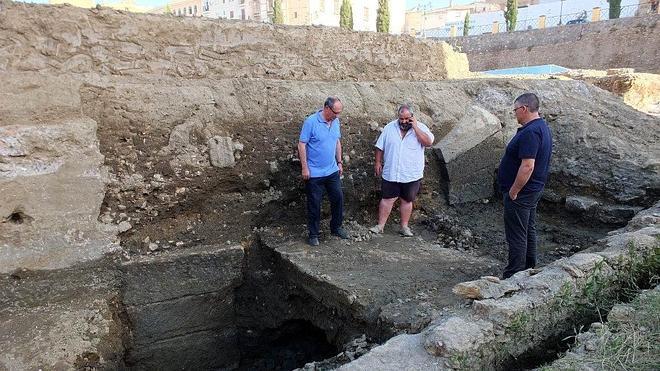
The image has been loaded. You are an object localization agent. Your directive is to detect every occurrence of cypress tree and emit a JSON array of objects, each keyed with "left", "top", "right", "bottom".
[
  {"left": 340, "top": 0, "right": 354, "bottom": 30},
  {"left": 376, "top": 0, "right": 390, "bottom": 33},
  {"left": 463, "top": 12, "right": 470, "bottom": 36},
  {"left": 504, "top": 0, "right": 518, "bottom": 32},
  {"left": 272, "top": 0, "right": 284, "bottom": 24},
  {"left": 609, "top": 0, "right": 622, "bottom": 19}
]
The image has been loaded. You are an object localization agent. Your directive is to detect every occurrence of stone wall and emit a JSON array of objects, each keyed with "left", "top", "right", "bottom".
[
  {"left": 441, "top": 15, "right": 660, "bottom": 73},
  {"left": 340, "top": 202, "right": 660, "bottom": 370},
  {"left": 0, "top": 1, "right": 468, "bottom": 81},
  {"left": 0, "top": 73, "right": 119, "bottom": 273}
]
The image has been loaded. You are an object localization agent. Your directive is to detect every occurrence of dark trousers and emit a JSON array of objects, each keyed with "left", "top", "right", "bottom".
[
  {"left": 502, "top": 190, "right": 543, "bottom": 279},
  {"left": 305, "top": 171, "right": 344, "bottom": 238}
]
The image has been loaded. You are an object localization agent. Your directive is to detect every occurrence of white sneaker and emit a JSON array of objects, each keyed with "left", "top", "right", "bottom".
[
  {"left": 400, "top": 226, "right": 413, "bottom": 237},
  {"left": 369, "top": 224, "right": 384, "bottom": 234}
]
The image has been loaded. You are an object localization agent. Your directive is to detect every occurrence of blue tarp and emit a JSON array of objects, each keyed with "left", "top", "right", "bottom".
[{"left": 483, "top": 64, "right": 570, "bottom": 75}]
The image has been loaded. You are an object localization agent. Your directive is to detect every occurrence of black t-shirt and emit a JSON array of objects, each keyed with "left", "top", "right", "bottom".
[{"left": 497, "top": 118, "right": 553, "bottom": 194}]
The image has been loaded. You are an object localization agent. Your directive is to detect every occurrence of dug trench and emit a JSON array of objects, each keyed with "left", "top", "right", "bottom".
[
  {"left": 78, "top": 79, "right": 625, "bottom": 369},
  {"left": 2, "top": 4, "right": 658, "bottom": 369},
  {"left": 63, "top": 209, "right": 613, "bottom": 371},
  {"left": 3, "top": 76, "right": 657, "bottom": 371}
]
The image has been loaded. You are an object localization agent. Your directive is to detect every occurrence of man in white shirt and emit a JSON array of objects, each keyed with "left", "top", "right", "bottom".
[{"left": 370, "top": 104, "right": 434, "bottom": 237}]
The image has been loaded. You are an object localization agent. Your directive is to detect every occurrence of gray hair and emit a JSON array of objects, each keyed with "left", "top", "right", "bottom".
[
  {"left": 514, "top": 93, "right": 540, "bottom": 112},
  {"left": 397, "top": 104, "right": 414, "bottom": 116},
  {"left": 324, "top": 96, "right": 342, "bottom": 109}
]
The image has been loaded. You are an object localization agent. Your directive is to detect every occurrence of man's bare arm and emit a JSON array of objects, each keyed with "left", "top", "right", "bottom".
[
  {"left": 298, "top": 141, "right": 310, "bottom": 180},
  {"left": 509, "top": 159, "right": 535, "bottom": 199}
]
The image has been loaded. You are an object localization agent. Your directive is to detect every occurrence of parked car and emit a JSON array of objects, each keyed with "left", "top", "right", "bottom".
[{"left": 567, "top": 11, "right": 588, "bottom": 25}]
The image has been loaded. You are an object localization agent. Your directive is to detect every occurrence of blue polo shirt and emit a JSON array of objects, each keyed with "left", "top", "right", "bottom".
[
  {"left": 299, "top": 110, "right": 341, "bottom": 178},
  {"left": 498, "top": 118, "right": 553, "bottom": 194}
]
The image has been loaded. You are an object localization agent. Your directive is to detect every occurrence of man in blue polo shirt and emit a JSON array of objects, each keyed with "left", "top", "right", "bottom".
[
  {"left": 298, "top": 97, "right": 349, "bottom": 246},
  {"left": 498, "top": 93, "right": 553, "bottom": 279}
]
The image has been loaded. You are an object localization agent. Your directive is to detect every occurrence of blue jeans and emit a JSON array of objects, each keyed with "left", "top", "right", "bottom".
[
  {"left": 502, "top": 190, "right": 543, "bottom": 279},
  {"left": 305, "top": 171, "right": 344, "bottom": 238}
]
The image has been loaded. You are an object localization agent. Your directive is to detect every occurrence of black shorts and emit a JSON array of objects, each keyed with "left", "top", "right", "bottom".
[{"left": 381, "top": 179, "right": 422, "bottom": 202}]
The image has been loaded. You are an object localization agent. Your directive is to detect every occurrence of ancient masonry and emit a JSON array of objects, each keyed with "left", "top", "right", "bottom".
[{"left": 1, "top": 1, "right": 659, "bottom": 370}]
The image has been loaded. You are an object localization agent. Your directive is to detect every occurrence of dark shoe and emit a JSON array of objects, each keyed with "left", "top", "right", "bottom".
[
  {"left": 331, "top": 227, "right": 350, "bottom": 239},
  {"left": 308, "top": 237, "right": 320, "bottom": 246}
]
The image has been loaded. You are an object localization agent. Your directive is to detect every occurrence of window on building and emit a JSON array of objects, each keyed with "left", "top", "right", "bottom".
[
  {"left": 194, "top": 5, "right": 198, "bottom": 14},
  {"left": 294, "top": 11, "right": 298, "bottom": 19},
  {"left": 241, "top": 9, "right": 245, "bottom": 19},
  {"left": 188, "top": 6, "right": 192, "bottom": 15},
  {"left": 230, "top": 10, "right": 234, "bottom": 18},
  {"left": 334, "top": 0, "right": 341, "bottom": 15},
  {"left": 320, "top": 0, "right": 325, "bottom": 13},
  {"left": 363, "top": 7, "right": 369, "bottom": 23}
]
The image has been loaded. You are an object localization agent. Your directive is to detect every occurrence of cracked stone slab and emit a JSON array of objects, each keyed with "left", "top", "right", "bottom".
[
  {"left": 452, "top": 277, "right": 520, "bottom": 300},
  {"left": 423, "top": 316, "right": 495, "bottom": 357}
]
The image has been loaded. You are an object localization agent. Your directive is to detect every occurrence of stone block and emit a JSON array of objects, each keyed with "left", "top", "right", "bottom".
[
  {"left": 424, "top": 316, "right": 494, "bottom": 357},
  {"left": 0, "top": 115, "right": 118, "bottom": 273},
  {"left": 440, "top": 137, "right": 505, "bottom": 204},
  {"left": 336, "top": 333, "right": 442, "bottom": 371},
  {"left": 472, "top": 293, "right": 541, "bottom": 325},
  {"left": 452, "top": 278, "right": 520, "bottom": 300},
  {"left": 595, "top": 204, "right": 644, "bottom": 225},
  {"left": 565, "top": 195, "right": 600, "bottom": 213},
  {"left": 555, "top": 253, "right": 606, "bottom": 278},
  {"left": 600, "top": 227, "right": 659, "bottom": 257},
  {"left": 208, "top": 136, "right": 235, "bottom": 168},
  {"left": 435, "top": 105, "right": 502, "bottom": 164},
  {"left": 434, "top": 105, "right": 505, "bottom": 204},
  {"left": 519, "top": 266, "right": 573, "bottom": 293},
  {"left": 121, "top": 245, "right": 244, "bottom": 306},
  {"left": 126, "top": 290, "right": 235, "bottom": 345},
  {"left": 126, "top": 328, "right": 239, "bottom": 371}
]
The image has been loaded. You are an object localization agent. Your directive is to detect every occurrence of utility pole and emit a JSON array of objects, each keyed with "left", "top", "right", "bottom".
[{"left": 559, "top": 0, "right": 564, "bottom": 25}]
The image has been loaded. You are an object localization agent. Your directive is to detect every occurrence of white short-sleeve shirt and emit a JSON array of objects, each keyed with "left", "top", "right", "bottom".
[{"left": 375, "top": 120, "right": 434, "bottom": 183}]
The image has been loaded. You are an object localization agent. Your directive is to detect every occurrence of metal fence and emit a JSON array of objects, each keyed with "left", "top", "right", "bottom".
[{"left": 424, "top": 1, "right": 658, "bottom": 39}]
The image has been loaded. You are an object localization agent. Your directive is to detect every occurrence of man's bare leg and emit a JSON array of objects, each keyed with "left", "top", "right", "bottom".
[
  {"left": 400, "top": 199, "right": 413, "bottom": 228},
  {"left": 377, "top": 197, "right": 398, "bottom": 228}
]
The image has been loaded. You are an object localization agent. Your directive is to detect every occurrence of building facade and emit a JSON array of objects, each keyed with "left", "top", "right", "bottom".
[
  {"left": 282, "top": 0, "right": 404, "bottom": 33},
  {"left": 200, "top": 0, "right": 403, "bottom": 32},
  {"left": 404, "top": 1, "right": 501, "bottom": 36},
  {"left": 203, "top": 0, "right": 274, "bottom": 21},
  {"left": 169, "top": 0, "right": 204, "bottom": 16}
]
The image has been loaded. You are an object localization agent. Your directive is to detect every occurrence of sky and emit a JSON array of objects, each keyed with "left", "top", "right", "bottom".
[{"left": 25, "top": 0, "right": 477, "bottom": 11}]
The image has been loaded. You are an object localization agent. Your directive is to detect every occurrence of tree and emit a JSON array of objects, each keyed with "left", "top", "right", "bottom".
[
  {"left": 164, "top": 4, "right": 172, "bottom": 15},
  {"left": 609, "top": 0, "right": 622, "bottom": 19},
  {"left": 272, "top": 0, "right": 284, "bottom": 24},
  {"left": 504, "top": 0, "right": 518, "bottom": 32},
  {"left": 340, "top": 0, "right": 353, "bottom": 30},
  {"left": 376, "top": 0, "right": 390, "bottom": 33},
  {"left": 463, "top": 12, "right": 470, "bottom": 36}
]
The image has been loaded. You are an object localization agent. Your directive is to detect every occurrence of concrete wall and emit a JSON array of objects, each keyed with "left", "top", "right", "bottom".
[{"left": 440, "top": 15, "right": 660, "bottom": 73}]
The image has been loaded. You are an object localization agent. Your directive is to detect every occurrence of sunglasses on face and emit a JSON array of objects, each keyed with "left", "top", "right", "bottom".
[{"left": 328, "top": 106, "right": 342, "bottom": 115}]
